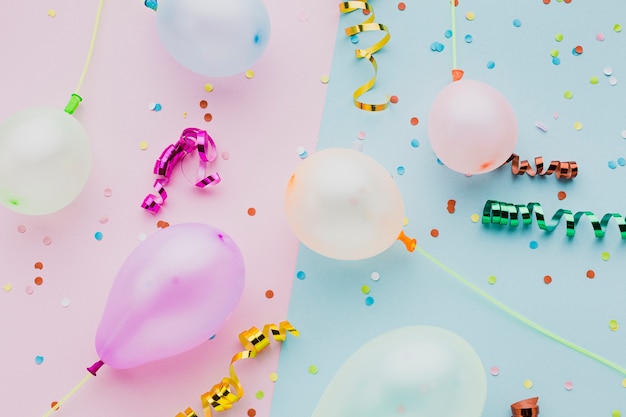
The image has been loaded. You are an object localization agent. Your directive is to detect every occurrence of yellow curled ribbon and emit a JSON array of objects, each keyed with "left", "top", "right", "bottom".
[
  {"left": 339, "top": 1, "right": 390, "bottom": 111},
  {"left": 175, "top": 321, "right": 298, "bottom": 417},
  {"left": 505, "top": 153, "right": 578, "bottom": 179}
]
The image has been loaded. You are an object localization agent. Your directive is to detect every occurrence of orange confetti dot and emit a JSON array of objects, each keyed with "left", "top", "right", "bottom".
[
  {"left": 247, "top": 409, "right": 257, "bottom": 417},
  {"left": 265, "top": 290, "right": 274, "bottom": 299},
  {"left": 247, "top": 207, "right": 256, "bottom": 216},
  {"left": 363, "top": 8, "right": 370, "bottom": 15},
  {"left": 398, "top": 2, "right": 406, "bottom": 10},
  {"left": 34, "top": 261, "right": 43, "bottom": 270},
  {"left": 51, "top": 401, "right": 59, "bottom": 410},
  {"left": 453, "top": 0, "right": 458, "bottom": 6},
  {"left": 557, "top": 191, "right": 567, "bottom": 200},
  {"left": 447, "top": 199, "right": 456, "bottom": 213},
  {"left": 199, "top": 100, "right": 208, "bottom": 109},
  {"left": 156, "top": 220, "right": 170, "bottom": 229},
  {"left": 564, "top": 0, "right": 571, "bottom": 3},
  {"left": 543, "top": 0, "right": 550, "bottom": 4},
  {"left": 410, "top": 117, "right": 419, "bottom": 126},
  {"left": 34, "top": 277, "right": 44, "bottom": 286},
  {"left": 544, "top": 275, "right": 552, "bottom": 284},
  {"left": 574, "top": 45, "right": 583, "bottom": 54},
  {"left": 203, "top": 113, "right": 213, "bottom": 122},
  {"left": 390, "top": 95, "right": 398, "bottom": 104},
  {"left": 430, "top": 229, "right": 439, "bottom": 237},
  {"left": 586, "top": 269, "right": 595, "bottom": 279}
]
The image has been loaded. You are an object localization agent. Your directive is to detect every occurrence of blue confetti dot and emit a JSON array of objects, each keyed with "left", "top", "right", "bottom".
[
  {"left": 396, "top": 166, "right": 406, "bottom": 175},
  {"left": 350, "top": 35, "right": 359, "bottom": 44},
  {"left": 618, "top": 157, "right": 626, "bottom": 166},
  {"left": 153, "top": 103, "right": 162, "bottom": 111},
  {"left": 464, "top": 34, "right": 473, "bottom": 43},
  {"left": 365, "top": 296, "right": 374, "bottom": 306},
  {"left": 94, "top": 231, "right": 103, "bottom": 241},
  {"left": 35, "top": 355, "right": 44, "bottom": 365},
  {"left": 571, "top": 47, "right": 580, "bottom": 56},
  {"left": 552, "top": 57, "right": 561, "bottom": 65},
  {"left": 608, "top": 161, "right": 617, "bottom": 169},
  {"left": 529, "top": 241, "right": 538, "bottom": 250},
  {"left": 410, "top": 139, "right": 420, "bottom": 148},
  {"left": 296, "top": 271, "right": 306, "bottom": 280},
  {"left": 209, "top": 334, "right": 216, "bottom": 340},
  {"left": 144, "top": 0, "right": 157, "bottom": 10},
  {"left": 513, "top": 18, "right": 522, "bottom": 27},
  {"left": 486, "top": 60, "right": 495, "bottom": 69},
  {"left": 430, "top": 41, "right": 445, "bottom": 52},
  {"left": 444, "top": 29, "right": 453, "bottom": 38}
]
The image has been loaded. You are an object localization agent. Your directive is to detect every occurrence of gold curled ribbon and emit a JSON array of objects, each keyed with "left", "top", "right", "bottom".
[
  {"left": 175, "top": 321, "right": 299, "bottom": 417},
  {"left": 482, "top": 200, "right": 626, "bottom": 239},
  {"left": 339, "top": 1, "right": 390, "bottom": 111},
  {"left": 505, "top": 154, "right": 578, "bottom": 179},
  {"left": 511, "top": 397, "right": 539, "bottom": 417}
]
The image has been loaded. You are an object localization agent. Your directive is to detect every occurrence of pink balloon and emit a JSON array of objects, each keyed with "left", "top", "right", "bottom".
[
  {"left": 428, "top": 79, "right": 518, "bottom": 175},
  {"left": 94, "top": 223, "right": 245, "bottom": 370}
]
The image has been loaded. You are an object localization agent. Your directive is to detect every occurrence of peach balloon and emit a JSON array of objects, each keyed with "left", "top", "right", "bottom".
[
  {"left": 428, "top": 80, "right": 518, "bottom": 175},
  {"left": 285, "top": 148, "right": 405, "bottom": 261}
]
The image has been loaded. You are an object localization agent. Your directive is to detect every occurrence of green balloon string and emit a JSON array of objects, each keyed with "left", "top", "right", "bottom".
[
  {"left": 482, "top": 200, "right": 626, "bottom": 239},
  {"left": 415, "top": 245, "right": 626, "bottom": 375}
]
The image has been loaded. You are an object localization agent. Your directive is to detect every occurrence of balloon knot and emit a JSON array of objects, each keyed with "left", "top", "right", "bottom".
[
  {"left": 451, "top": 69, "right": 464, "bottom": 82},
  {"left": 397, "top": 231, "right": 417, "bottom": 252},
  {"left": 87, "top": 360, "right": 104, "bottom": 376}
]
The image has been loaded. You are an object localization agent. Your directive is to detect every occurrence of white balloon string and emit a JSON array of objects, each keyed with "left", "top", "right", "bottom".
[
  {"left": 450, "top": 0, "right": 458, "bottom": 70},
  {"left": 74, "top": 0, "right": 105, "bottom": 95},
  {"left": 41, "top": 373, "right": 93, "bottom": 417}
]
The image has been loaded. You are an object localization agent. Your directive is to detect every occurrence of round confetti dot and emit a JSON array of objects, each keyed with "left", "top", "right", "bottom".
[
  {"left": 25, "top": 286, "right": 34, "bottom": 295},
  {"left": 609, "top": 319, "right": 619, "bottom": 331},
  {"left": 245, "top": 70, "right": 255, "bottom": 79},
  {"left": 94, "top": 231, "right": 103, "bottom": 241},
  {"left": 361, "top": 285, "right": 370, "bottom": 294},
  {"left": 609, "top": 161, "right": 617, "bottom": 169},
  {"left": 356, "top": 131, "right": 366, "bottom": 140},
  {"left": 586, "top": 269, "right": 595, "bottom": 279},
  {"left": 464, "top": 34, "right": 473, "bottom": 43},
  {"left": 50, "top": 402, "right": 59, "bottom": 410},
  {"left": 487, "top": 275, "right": 497, "bottom": 285},
  {"left": 575, "top": 45, "right": 583, "bottom": 54},
  {"left": 612, "top": 411, "right": 621, "bottom": 417},
  {"left": 490, "top": 366, "right": 500, "bottom": 376},
  {"left": 557, "top": 191, "right": 567, "bottom": 200},
  {"left": 203, "top": 113, "right": 213, "bottom": 122},
  {"left": 153, "top": 103, "right": 162, "bottom": 111},
  {"left": 221, "top": 151, "right": 230, "bottom": 160},
  {"left": 590, "top": 76, "right": 599, "bottom": 84},
  {"left": 365, "top": 296, "right": 375, "bottom": 306},
  {"left": 486, "top": 60, "right": 495, "bottom": 69},
  {"left": 523, "top": 379, "right": 533, "bottom": 389},
  {"left": 296, "top": 271, "right": 306, "bottom": 280},
  {"left": 398, "top": 2, "right": 406, "bottom": 11},
  {"left": 320, "top": 75, "right": 330, "bottom": 84},
  {"left": 296, "top": 9, "right": 310, "bottom": 22},
  {"left": 604, "top": 67, "right": 613, "bottom": 76},
  {"left": 543, "top": 0, "right": 550, "bottom": 3},
  {"left": 563, "top": 90, "right": 573, "bottom": 99},
  {"left": 48, "top": 9, "right": 56, "bottom": 17},
  {"left": 34, "top": 277, "right": 43, "bottom": 286},
  {"left": 42, "top": 236, "right": 52, "bottom": 245},
  {"left": 204, "top": 83, "right": 214, "bottom": 92},
  {"left": 371, "top": 272, "right": 380, "bottom": 281},
  {"left": 513, "top": 19, "right": 522, "bottom": 27},
  {"left": 544, "top": 275, "right": 552, "bottom": 284},
  {"left": 410, "top": 139, "right": 420, "bottom": 148},
  {"left": 618, "top": 157, "right": 626, "bottom": 166},
  {"left": 3, "top": 284, "right": 12, "bottom": 292},
  {"left": 465, "top": 11, "right": 475, "bottom": 20},
  {"left": 596, "top": 32, "right": 605, "bottom": 41},
  {"left": 396, "top": 166, "right": 405, "bottom": 175},
  {"left": 389, "top": 95, "right": 398, "bottom": 104},
  {"left": 61, "top": 297, "right": 70, "bottom": 307},
  {"left": 350, "top": 35, "right": 359, "bottom": 44},
  {"left": 429, "top": 229, "right": 439, "bottom": 238},
  {"left": 609, "top": 76, "right": 618, "bottom": 86},
  {"left": 529, "top": 240, "right": 538, "bottom": 249},
  {"left": 139, "top": 141, "right": 148, "bottom": 150},
  {"left": 269, "top": 372, "right": 278, "bottom": 382},
  {"left": 444, "top": 29, "right": 453, "bottom": 38},
  {"left": 35, "top": 356, "right": 44, "bottom": 365},
  {"left": 471, "top": 213, "right": 480, "bottom": 223},
  {"left": 601, "top": 251, "right": 611, "bottom": 261},
  {"left": 255, "top": 391, "right": 264, "bottom": 399},
  {"left": 614, "top": 24, "right": 622, "bottom": 33},
  {"left": 138, "top": 233, "right": 147, "bottom": 241},
  {"left": 447, "top": 200, "right": 456, "bottom": 214},
  {"left": 247, "top": 409, "right": 257, "bottom": 417},
  {"left": 554, "top": 33, "right": 563, "bottom": 42},
  {"left": 34, "top": 261, "right": 43, "bottom": 270},
  {"left": 552, "top": 57, "right": 561, "bottom": 65},
  {"left": 564, "top": 381, "right": 573, "bottom": 390},
  {"left": 103, "top": 188, "right": 112, "bottom": 197},
  {"left": 550, "top": 49, "right": 559, "bottom": 57},
  {"left": 247, "top": 207, "right": 256, "bottom": 216},
  {"left": 17, "top": 224, "right": 26, "bottom": 233},
  {"left": 156, "top": 220, "right": 170, "bottom": 229},
  {"left": 265, "top": 290, "right": 274, "bottom": 299},
  {"left": 574, "top": 121, "right": 583, "bottom": 131},
  {"left": 199, "top": 100, "right": 208, "bottom": 109},
  {"left": 308, "top": 365, "right": 318, "bottom": 375},
  {"left": 410, "top": 117, "right": 419, "bottom": 126}
]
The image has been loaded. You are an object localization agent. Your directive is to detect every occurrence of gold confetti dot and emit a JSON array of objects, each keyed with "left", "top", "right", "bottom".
[
  {"left": 465, "top": 11, "right": 475, "bottom": 20},
  {"left": 574, "top": 121, "right": 583, "bottom": 131},
  {"left": 471, "top": 213, "right": 480, "bottom": 223},
  {"left": 403, "top": 217, "right": 409, "bottom": 226},
  {"left": 523, "top": 379, "right": 533, "bottom": 389},
  {"left": 3, "top": 284, "right": 12, "bottom": 292},
  {"left": 245, "top": 70, "right": 255, "bottom": 79},
  {"left": 48, "top": 9, "right": 56, "bottom": 17},
  {"left": 204, "top": 83, "right": 214, "bottom": 92},
  {"left": 269, "top": 372, "right": 278, "bottom": 382},
  {"left": 139, "top": 141, "right": 149, "bottom": 150},
  {"left": 320, "top": 75, "right": 330, "bottom": 84}
]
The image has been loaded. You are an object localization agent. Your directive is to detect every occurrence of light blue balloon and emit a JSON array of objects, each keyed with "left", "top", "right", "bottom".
[{"left": 156, "top": 0, "right": 271, "bottom": 77}]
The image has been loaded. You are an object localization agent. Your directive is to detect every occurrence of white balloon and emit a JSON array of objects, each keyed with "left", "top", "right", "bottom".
[
  {"left": 156, "top": 0, "right": 271, "bottom": 77},
  {"left": 0, "top": 107, "right": 91, "bottom": 215}
]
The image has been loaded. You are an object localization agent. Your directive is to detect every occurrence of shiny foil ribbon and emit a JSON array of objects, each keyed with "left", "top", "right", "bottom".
[
  {"left": 511, "top": 397, "right": 539, "bottom": 416},
  {"left": 141, "top": 128, "right": 220, "bottom": 213},
  {"left": 506, "top": 153, "right": 578, "bottom": 179},
  {"left": 482, "top": 200, "right": 626, "bottom": 238},
  {"left": 339, "top": 1, "right": 390, "bottom": 111},
  {"left": 175, "top": 321, "right": 299, "bottom": 417}
]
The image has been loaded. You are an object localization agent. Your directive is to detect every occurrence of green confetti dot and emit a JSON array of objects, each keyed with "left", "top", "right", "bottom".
[
  {"left": 601, "top": 251, "right": 610, "bottom": 261},
  {"left": 361, "top": 285, "right": 370, "bottom": 294},
  {"left": 550, "top": 49, "right": 559, "bottom": 57},
  {"left": 612, "top": 410, "right": 621, "bottom": 417},
  {"left": 487, "top": 275, "right": 497, "bottom": 285},
  {"left": 609, "top": 319, "right": 619, "bottom": 331},
  {"left": 614, "top": 24, "right": 622, "bottom": 33},
  {"left": 564, "top": 90, "right": 573, "bottom": 99},
  {"left": 590, "top": 76, "right": 599, "bottom": 84},
  {"left": 255, "top": 391, "right": 264, "bottom": 399},
  {"left": 555, "top": 33, "right": 563, "bottom": 42},
  {"left": 308, "top": 365, "right": 318, "bottom": 375}
]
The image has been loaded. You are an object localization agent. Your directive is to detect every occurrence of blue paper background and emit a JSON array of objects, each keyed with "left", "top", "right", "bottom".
[{"left": 272, "top": 1, "right": 626, "bottom": 416}]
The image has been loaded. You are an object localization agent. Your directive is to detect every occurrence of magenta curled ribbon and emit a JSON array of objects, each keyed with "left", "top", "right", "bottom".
[{"left": 141, "top": 128, "right": 221, "bottom": 213}]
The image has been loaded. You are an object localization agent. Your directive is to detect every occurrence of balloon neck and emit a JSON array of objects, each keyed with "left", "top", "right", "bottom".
[
  {"left": 451, "top": 69, "right": 464, "bottom": 82},
  {"left": 397, "top": 231, "right": 417, "bottom": 252},
  {"left": 64, "top": 94, "right": 83, "bottom": 115},
  {"left": 87, "top": 360, "right": 105, "bottom": 376}
]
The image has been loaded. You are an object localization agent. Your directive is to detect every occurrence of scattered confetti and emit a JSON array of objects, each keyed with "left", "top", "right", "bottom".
[
  {"left": 269, "top": 372, "right": 278, "bottom": 382},
  {"left": 221, "top": 151, "right": 230, "bottom": 160},
  {"left": 255, "top": 390, "right": 264, "bottom": 399},
  {"left": 410, "top": 139, "right": 420, "bottom": 148},
  {"left": 574, "top": 121, "right": 583, "bottom": 131},
  {"left": 487, "top": 275, "right": 497, "bottom": 285},
  {"left": 557, "top": 191, "right": 567, "bottom": 200},
  {"left": 35, "top": 356, "right": 44, "bottom": 365},
  {"left": 42, "top": 236, "right": 52, "bottom": 246},
  {"left": 609, "top": 76, "right": 618, "bottom": 86},
  {"left": 139, "top": 141, "right": 149, "bottom": 150},
  {"left": 609, "top": 319, "right": 619, "bottom": 331},
  {"left": 544, "top": 275, "right": 552, "bottom": 284},
  {"left": 564, "top": 381, "right": 574, "bottom": 390},
  {"left": 550, "top": 49, "right": 559, "bottom": 57},
  {"left": 48, "top": 9, "right": 56, "bottom": 17},
  {"left": 25, "top": 286, "right": 34, "bottom": 295},
  {"left": 365, "top": 296, "right": 374, "bottom": 306},
  {"left": 203, "top": 113, "right": 213, "bottom": 122},
  {"left": 465, "top": 11, "right": 475, "bottom": 20},
  {"left": 94, "top": 231, "right": 103, "bottom": 241},
  {"left": 371, "top": 272, "right": 380, "bottom": 281},
  {"left": 555, "top": 33, "right": 563, "bottom": 42},
  {"left": 296, "top": 271, "right": 306, "bottom": 280},
  {"left": 590, "top": 76, "right": 599, "bottom": 84},
  {"left": 430, "top": 41, "right": 445, "bottom": 52},
  {"left": 308, "top": 365, "right": 318, "bottom": 375},
  {"left": 245, "top": 70, "right": 255, "bottom": 79},
  {"left": 265, "top": 290, "right": 274, "bottom": 299},
  {"left": 3, "top": 284, "right": 12, "bottom": 292},
  {"left": 61, "top": 297, "right": 70, "bottom": 307},
  {"left": 535, "top": 122, "right": 548, "bottom": 132},
  {"left": 486, "top": 60, "right": 495, "bottom": 69},
  {"left": 396, "top": 166, "right": 406, "bottom": 175},
  {"left": 447, "top": 199, "right": 456, "bottom": 213},
  {"left": 470, "top": 213, "right": 480, "bottom": 223},
  {"left": 523, "top": 379, "right": 533, "bottom": 389},
  {"left": 612, "top": 411, "right": 621, "bottom": 417},
  {"left": 199, "top": 100, "right": 208, "bottom": 109},
  {"left": 99, "top": 215, "right": 109, "bottom": 224},
  {"left": 17, "top": 225, "right": 26, "bottom": 233},
  {"left": 104, "top": 188, "right": 112, "bottom": 197},
  {"left": 614, "top": 24, "right": 622, "bottom": 33},
  {"left": 153, "top": 103, "right": 162, "bottom": 111},
  {"left": 389, "top": 95, "right": 398, "bottom": 104},
  {"left": 604, "top": 67, "right": 613, "bottom": 76},
  {"left": 34, "top": 277, "right": 43, "bottom": 286},
  {"left": 320, "top": 75, "right": 330, "bottom": 84},
  {"left": 609, "top": 161, "right": 617, "bottom": 169},
  {"left": 247, "top": 207, "right": 256, "bottom": 216},
  {"left": 204, "top": 83, "right": 214, "bottom": 92},
  {"left": 410, "top": 117, "right": 419, "bottom": 126},
  {"left": 34, "top": 262, "right": 43, "bottom": 270},
  {"left": 361, "top": 285, "right": 370, "bottom": 294},
  {"left": 601, "top": 251, "right": 611, "bottom": 261},
  {"left": 490, "top": 366, "right": 500, "bottom": 376},
  {"left": 563, "top": 90, "right": 573, "bottom": 99},
  {"left": 156, "top": 220, "right": 170, "bottom": 228},
  {"left": 586, "top": 269, "right": 595, "bottom": 279},
  {"left": 397, "top": 2, "right": 406, "bottom": 11},
  {"left": 529, "top": 240, "right": 538, "bottom": 249},
  {"left": 430, "top": 228, "right": 439, "bottom": 237},
  {"left": 513, "top": 18, "right": 522, "bottom": 28},
  {"left": 464, "top": 34, "right": 473, "bottom": 43},
  {"left": 296, "top": 9, "right": 310, "bottom": 22},
  {"left": 444, "top": 30, "right": 453, "bottom": 38},
  {"left": 572, "top": 45, "right": 583, "bottom": 55},
  {"left": 350, "top": 35, "right": 359, "bottom": 44},
  {"left": 247, "top": 409, "right": 257, "bottom": 417}
]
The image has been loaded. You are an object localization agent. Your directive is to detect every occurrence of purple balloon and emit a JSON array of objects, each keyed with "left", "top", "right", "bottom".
[{"left": 94, "top": 223, "right": 245, "bottom": 370}]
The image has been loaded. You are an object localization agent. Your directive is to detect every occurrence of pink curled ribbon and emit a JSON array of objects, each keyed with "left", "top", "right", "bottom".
[{"left": 141, "top": 128, "right": 221, "bottom": 213}]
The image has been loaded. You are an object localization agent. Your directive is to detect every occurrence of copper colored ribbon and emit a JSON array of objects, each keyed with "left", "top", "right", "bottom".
[
  {"left": 505, "top": 154, "right": 578, "bottom": 179},
  {"left": 511, "top": 397, "right": 539, "bottom": 416},
  {"left": 142, "top": 128, "right": 220, "bottom": 213},
  {"left": 175, "top": 321, "right": 299, "bottom": 417},
  {"left": 482, "top": 200, "right": 626, "bottom": 239},
  {"left": 339, "top": 1, "right": 390, "bottom": 111}
]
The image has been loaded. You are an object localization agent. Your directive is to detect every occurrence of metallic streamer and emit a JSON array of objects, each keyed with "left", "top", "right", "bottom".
[
  {"left": 511, "top": 397, "right": 539, "bottom": 417},
  {"left": 339, "top": 1, "right": 390, "bottom": 111},
  {"left": 505, "top": 153, "right": 578, "bottom": 179}
]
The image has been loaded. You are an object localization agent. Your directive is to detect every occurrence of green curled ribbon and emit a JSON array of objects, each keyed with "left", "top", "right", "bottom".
[{"left": 482, "top": 200, "right": 626, "bottom": 239}]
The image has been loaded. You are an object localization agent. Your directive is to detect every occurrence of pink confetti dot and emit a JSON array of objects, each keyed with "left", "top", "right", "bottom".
[
  {"left": 17, "top": 225, "right": 26, "bottom": 233},
  {"left": 25, "top": 286, "right": 34, "bottom": 295},
  {"left": 357, "top": 131, "right": 366, "bottom": 140},
  {"left": 296, "top": 9, "right": 310, "bottom": 22},
  {"left": 221, "top": 151, "right": 230, "bottom": 160},
  {"left": 564, "top": 381, "right": 574, "bottom": 390},
  {"left": 490, "top": 366, "right": 500, "bottom": 376},
  {"left": 103, "top": 188, "right": 112, "bottom": 197},
  {"left": 596, "top": 32, "right": 605, "bottom": 41},
  {"left": 42, "top": 236, "right": 52, "bottom": 245},
  {"left": 99, "top": 215, "right": 109, "bottom": 224}
]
